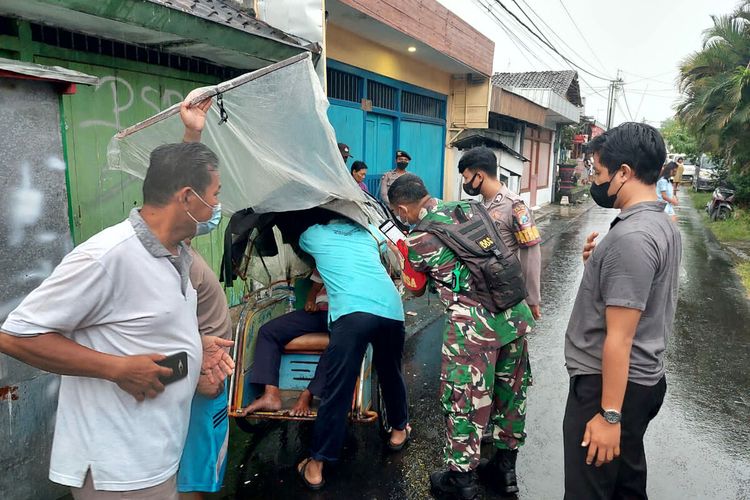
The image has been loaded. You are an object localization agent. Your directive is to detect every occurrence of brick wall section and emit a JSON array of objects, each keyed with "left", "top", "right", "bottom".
[{"left": 339, "top": 0, "right": 494, "bottom": 76}]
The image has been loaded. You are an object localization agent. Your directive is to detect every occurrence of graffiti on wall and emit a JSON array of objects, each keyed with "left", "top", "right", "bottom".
[{"left": 79, "top": 75, "right": 186, "bottom": 131}]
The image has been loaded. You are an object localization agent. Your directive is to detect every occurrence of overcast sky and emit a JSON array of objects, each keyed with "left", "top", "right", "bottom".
[{"left": 437, "top": 0, "right": 740, "bottom": 127}]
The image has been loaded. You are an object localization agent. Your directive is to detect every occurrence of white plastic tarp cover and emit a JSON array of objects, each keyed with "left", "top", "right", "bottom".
[{"left": 107, "top": 56, "right": 370, "bottom": 219}]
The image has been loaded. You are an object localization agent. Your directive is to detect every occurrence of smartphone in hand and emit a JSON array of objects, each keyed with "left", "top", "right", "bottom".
[
  {"left": 379, "top": 220, "right": 406, "bottom": 245},
  {"left": 156, "top": 352, "right": 188, "bottom": 385}
]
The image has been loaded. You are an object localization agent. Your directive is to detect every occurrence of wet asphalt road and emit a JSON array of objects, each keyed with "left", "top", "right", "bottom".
[{"left": 220, "top": 199, "right": 750, "bottom": 499}]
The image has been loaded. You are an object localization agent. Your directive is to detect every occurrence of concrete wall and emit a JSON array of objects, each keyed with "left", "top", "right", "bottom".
[
  {"left": 0, "top": 78, "right": 71, "bottom": 500},
  {"left": 326, "top": 23, "right": 451, "bottom": 94}
]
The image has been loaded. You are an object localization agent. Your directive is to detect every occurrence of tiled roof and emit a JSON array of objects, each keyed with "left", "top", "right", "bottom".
[
  {"left": 148, "top": 0, "right": 312, "bottom": 48},
  {"left": 492, "top": 70, "right": 582, "bottom": 106}
]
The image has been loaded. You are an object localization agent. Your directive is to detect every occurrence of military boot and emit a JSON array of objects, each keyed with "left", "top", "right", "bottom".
[
  {"left": 478, "top": 448, "right": 519, "bottom": 495},
  {"left": 429, "top": 469, "right": 479, "bottom": 500}
]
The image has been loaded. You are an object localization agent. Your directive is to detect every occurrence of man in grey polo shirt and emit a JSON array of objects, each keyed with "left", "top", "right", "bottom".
[{"left": 563, "top": 122, "right": 681, "bottom": 499}]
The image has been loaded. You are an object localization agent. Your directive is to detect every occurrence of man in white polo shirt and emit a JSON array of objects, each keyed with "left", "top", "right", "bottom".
[{"left": 0, "top": 99, "right": 226, "bottom": 499}]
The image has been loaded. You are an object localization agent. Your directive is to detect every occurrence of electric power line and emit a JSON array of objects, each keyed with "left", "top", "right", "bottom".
[
  {"left": 511, "top": 0, "right": 555, "bottom": 47},
  {"left": 477, "top": 0, "right": 574, "bottom": 73},
  {"left": 622, "top": 70, "right": 676, "bottom": 86},
  {"left": 616, "top": 101, "right": 630, "bottom": 123},
  {"left": 474, "top": 0, "right": 546, "bottom": 69},
  {"left": 516, "top": 0, "right": 607, "bottom": 78},
  {"left": 475, "top": 0, "right": 614, "bottom": 118},
  {"left": 555, "top": 0, "right": 610, "bottom": 75},
  {"left": 621, "top": 88, "right": 636, "bottom": 122},
  {"left": 634, "top": 84, "right": 648, "bottom": 120},
  {"left": 491, "top": 0, "right": 612, "bottom": 80}
]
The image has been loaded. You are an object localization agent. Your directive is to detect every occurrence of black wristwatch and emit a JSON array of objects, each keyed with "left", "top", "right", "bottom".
[{"left": 600, "top": 408, "right": 622, "bottom": 424}]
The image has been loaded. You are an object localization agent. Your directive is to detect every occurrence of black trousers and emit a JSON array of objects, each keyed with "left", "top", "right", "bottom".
[
  {"left": 310, "top": 312, "right": 409, "bottom": 462},
  {"left": 250, "top": 310, "right": 329, "bottom": 396},
  {"left": 563, "top": 374, "right": 667, "bottom": 500}
]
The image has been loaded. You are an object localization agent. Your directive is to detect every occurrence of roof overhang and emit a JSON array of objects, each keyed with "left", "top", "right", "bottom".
[
  {"left": 497, "top": 87, "right": 581, "bottom": 127},
  {"left": 0, "top": 0, "right": 313, "bottom": 70},
  {"left": 326, "top": 0, "right": 493, "bottom": 77},
  {"left": 451, "top": 129, "right": 528, "bottom": 161},
  {"left": 0, "top": 57, "right": 98, "bottom": 94},
  {"left": 490, "top": 87, "right": 547, "bottom": 128},
  {"left": 0, "top": 57, "right": 98, "bottom": 85}
]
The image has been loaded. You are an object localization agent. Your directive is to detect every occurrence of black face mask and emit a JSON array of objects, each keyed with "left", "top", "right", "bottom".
[
  {"left": 462, "top": 173, "right": 484, "bottom": 197},
  {"left": 396, "top": 162, "right": 408, "bottom": 170},
  {"left": 590, "top": 174, "right": 626, "bottom": 208}
]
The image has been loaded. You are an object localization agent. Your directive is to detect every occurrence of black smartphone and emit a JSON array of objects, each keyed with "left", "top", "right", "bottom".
[
  {"left": 156, "top": 352, "right": 188, "bottom": 385},
  {"left": 379, "top": 220, "right": 406, "bottom": 245}
]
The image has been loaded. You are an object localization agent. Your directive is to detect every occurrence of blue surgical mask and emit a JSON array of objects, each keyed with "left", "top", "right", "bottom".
[
  {"left": 186, "top": 188, "right": 221, "bottom": 236},
  {"left": 195, "top": 203, "right": 222, "bottom": 236}
]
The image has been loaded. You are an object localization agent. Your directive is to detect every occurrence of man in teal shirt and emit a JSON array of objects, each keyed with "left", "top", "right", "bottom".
[{"left": 295, "top": 218, "right": 410, "bottom": 490}]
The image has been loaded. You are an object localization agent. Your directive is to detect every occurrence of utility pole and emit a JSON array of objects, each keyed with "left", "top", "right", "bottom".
[{"left": 606, "top": 69, "right": 623, "bottom": 129}]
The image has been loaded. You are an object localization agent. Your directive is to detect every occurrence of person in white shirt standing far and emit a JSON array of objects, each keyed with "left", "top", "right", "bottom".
[{"left": 0, "top": 96, "right": 233, "bottom": 500}]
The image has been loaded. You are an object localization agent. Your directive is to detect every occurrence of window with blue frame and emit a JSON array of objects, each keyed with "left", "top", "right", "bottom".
[
  {"left": 327, "top": 67, "right": 363, "bottom": 103},
  {"left": 401, "top": 91, "right": 444, "bottom": 120}
]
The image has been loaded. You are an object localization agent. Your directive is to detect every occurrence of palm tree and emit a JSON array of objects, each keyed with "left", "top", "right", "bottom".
[{"left": 677, "top": 0, "right": 750, "bottom": 171}]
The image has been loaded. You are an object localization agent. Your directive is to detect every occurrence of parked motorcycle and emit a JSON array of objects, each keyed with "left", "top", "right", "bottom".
[{"left": 706, "top": 185, "right": 736, "bottom": 221}]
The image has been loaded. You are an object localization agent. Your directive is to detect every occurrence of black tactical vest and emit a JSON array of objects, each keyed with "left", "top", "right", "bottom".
[{"left": 414, "top": 201, "right": 527, "bottom": 313}]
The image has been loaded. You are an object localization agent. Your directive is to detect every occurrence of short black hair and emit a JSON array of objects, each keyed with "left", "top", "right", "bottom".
[
  {"left": 275, "top": 207, "right": 343, "bottom": 265},
  {"left": 351, "top": 160, "right": 368, "bottom": 174},
  {"left": 143, "top": 142, "right": 219, "bottom": 206},
  {"left": 388, "top": 173, "right": 428, "bottom": 205},
  {"left": 457, "top": 146, "right": 498, "bottom": 177},
  {"left": 661, "top": 161, "right": 678, "bottom": 179},
  {"left": 588, "top": 122, "right": 666, "bottom": 185}
]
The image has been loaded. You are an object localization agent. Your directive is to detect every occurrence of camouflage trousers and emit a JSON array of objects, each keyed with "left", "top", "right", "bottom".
[{"left": 440, "top": 301, "right": 534, "bottom": 472}]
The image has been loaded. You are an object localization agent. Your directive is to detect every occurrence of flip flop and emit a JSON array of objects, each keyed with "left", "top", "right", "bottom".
[
  {"left": 387, "top": 424, "right": 412, "bottom": 452},
  {"left": 297, "top": 458, "right": 325, "bottom": 491}
]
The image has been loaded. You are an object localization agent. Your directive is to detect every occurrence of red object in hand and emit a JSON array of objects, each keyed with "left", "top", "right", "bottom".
[{"left": 396, "top": 239, "right": 428, "bottom": 291}]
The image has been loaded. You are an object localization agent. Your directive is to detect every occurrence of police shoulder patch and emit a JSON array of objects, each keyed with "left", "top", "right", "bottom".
[{"left": 512, "top": 201, "right": 541, "bottom": 247}]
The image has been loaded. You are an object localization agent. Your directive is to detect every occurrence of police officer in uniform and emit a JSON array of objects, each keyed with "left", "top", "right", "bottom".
[
  {"left": 388, "top": 173, "right": 535, "bottom": 499},
  {"left": 379, "top": 149, "right": 411, "bottom": 204},
  {"left": 459, "top": 146, "right": 542, "bottom": 320}
]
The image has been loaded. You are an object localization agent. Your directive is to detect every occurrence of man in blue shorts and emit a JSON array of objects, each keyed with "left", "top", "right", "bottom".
[
  {"left": 178, "top": 242, "right": 233, "bottom": 499},
  {"left": 177, "top": 92, "right": 233, "bottom": 500}
]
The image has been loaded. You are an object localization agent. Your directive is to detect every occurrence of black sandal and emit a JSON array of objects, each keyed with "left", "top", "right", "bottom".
[
  {"left": 297, "top": 458, "right": 325, "bottom": 491},
  {"left": 387, "top": 424, "right": 412, "bottom": 451}
]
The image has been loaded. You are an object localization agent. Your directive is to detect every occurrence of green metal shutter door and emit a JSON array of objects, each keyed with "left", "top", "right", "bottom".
[{"left": 38, "top": 57, "right": 245, "bottom": 304}]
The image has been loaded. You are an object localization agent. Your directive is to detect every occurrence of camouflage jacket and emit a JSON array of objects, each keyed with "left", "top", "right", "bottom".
[
  {"left": 405, "top": 199, "right": 475, "bottom": 308},
  {"left": 405, "top": 199, "right": 529, "bottom": 342}
]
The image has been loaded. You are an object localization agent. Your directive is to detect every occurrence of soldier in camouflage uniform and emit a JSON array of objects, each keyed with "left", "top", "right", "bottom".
[{"left": 388, "top": 174, "right": 534, "bottom": 499}]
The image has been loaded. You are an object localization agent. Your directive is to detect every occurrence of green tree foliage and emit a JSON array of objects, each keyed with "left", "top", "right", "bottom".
[
  {"left": 659, "top": 118, "right": 699, "bottom": 158},
  {"left": 677, "top": 1, "right": 750, "bottom": 203}
]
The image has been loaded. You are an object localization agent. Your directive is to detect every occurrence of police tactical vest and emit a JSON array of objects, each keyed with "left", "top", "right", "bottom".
[{"left": 414, "top": 201, "right": 527, "bottom": 313}]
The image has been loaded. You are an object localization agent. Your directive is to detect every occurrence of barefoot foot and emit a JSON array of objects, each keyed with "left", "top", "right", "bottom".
[
  {"left": 289, "top": 389, "right": 313, "bottom": 417},
  {"left": 240, "top": 388, "right": 282, "bottom": 415}
]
